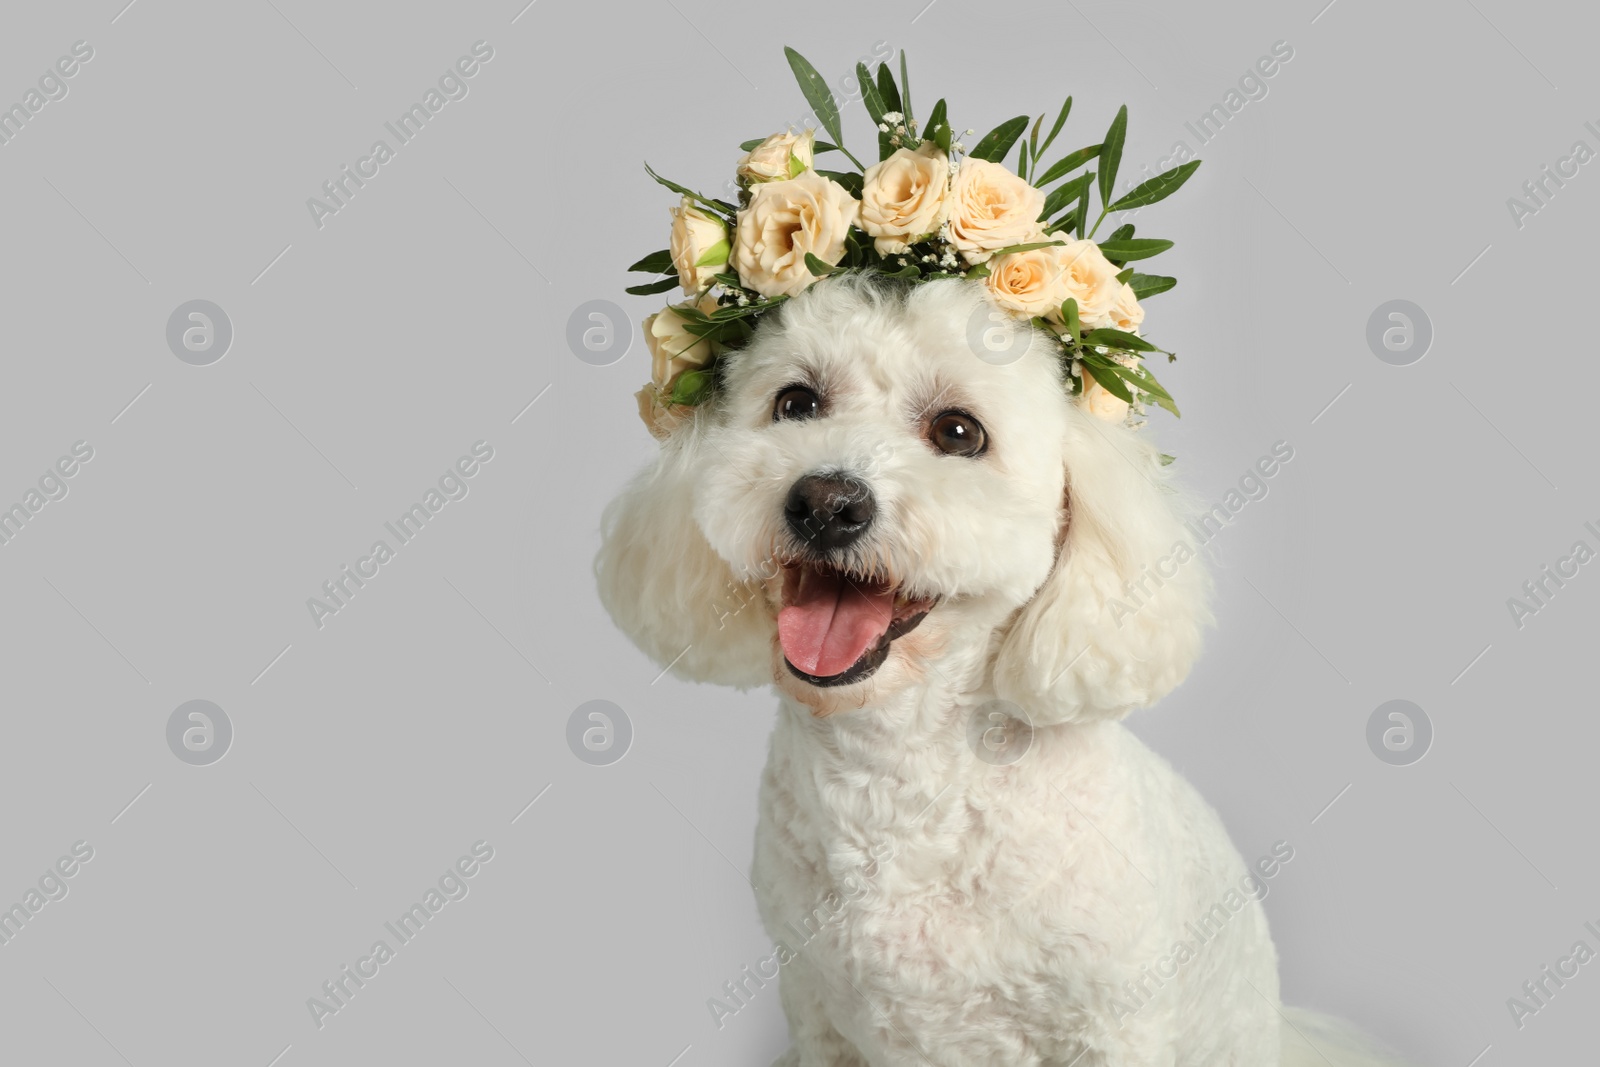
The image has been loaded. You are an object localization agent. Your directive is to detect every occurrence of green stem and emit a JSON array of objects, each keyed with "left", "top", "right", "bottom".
[
  {"left": 838, "top": 145, "right": 867, "bottom": 171},
  {"left": 1087, "top": 208, "right": 1109, "bottom": 239}
]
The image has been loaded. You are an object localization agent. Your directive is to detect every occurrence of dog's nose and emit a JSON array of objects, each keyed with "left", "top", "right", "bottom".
[{"left": 785, "top": 473, "right": 876, "bottom": 551}]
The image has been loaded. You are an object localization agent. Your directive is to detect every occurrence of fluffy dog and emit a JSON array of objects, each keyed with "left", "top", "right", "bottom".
[{"left": 598, "top": 274, "right": 1402, "bottom": 1066}]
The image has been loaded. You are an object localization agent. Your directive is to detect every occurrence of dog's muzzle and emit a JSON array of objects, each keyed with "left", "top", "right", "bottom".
[{"left": 784, "top": 472, "right": 875, "bottom": 552}]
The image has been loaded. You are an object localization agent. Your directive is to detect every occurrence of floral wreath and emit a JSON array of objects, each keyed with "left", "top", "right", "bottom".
[{"left": 628, "top": 48, "right": 1201, "bottom": 441}]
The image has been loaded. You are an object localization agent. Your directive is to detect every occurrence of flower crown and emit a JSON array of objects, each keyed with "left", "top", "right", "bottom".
[{"left": 628, "top": 48, "right": 1201, "bottom": 440}]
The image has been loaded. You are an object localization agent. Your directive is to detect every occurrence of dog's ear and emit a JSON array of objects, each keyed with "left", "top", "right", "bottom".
[
  {"left": 595, "top": 434, "right": 776, "bottom": 689},
  {"left": 992, "top": 410, "right": 1210, "bottom": 723}
]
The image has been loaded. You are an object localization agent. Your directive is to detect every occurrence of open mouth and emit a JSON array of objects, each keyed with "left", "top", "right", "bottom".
[{"left": 777, "top": 562, "right": 937, "bottom": 687}]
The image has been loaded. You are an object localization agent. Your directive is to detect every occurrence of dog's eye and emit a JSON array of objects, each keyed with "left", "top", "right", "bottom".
[
  {"left": 773, "top": 385, "right": 820, "bottom": 422},
  {"left": 929, "top": 410, "right": 987, "bottom": 457}
]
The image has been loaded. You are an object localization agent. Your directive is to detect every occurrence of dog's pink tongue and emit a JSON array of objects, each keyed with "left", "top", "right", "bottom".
[{"left": 778, "top": 570, "right": 894, "bottom": 678}]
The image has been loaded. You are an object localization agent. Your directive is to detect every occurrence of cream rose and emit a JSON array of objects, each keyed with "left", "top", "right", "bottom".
[
  {"left": 1054, "top": 239, "right": 1123, "bottom": 330},
  {"left": 669, "top": 197, "right": 729, "bottom": 295},
  {"left": 731, "top": 171, "right": 860, "bottom": 299},
  {"left": 1106, "top": 282, "right": 1145, "bottom": 334},
  {"left": 1080, "top": 368, "right": 1130, "bottom": 423},
  {"left": 946, "top": 157, "right": 1047, "bottom": 264},
  {"left": 860, "top": 143, "right": 949, "bottom": 255},
  {"left": 738, "top": 129, "right": 816, "bottom": 184},
  {"left": 635, "top": 385, "right": 682, "bottom": 440},
  {"left": 644, "top": 292, "right": 720, "bottom": 388},
  {"left": 985, "top": 242, "right": 1078, "bottom": 319}
]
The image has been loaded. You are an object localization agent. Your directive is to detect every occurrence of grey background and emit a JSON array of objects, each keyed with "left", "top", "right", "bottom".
[{"left": 0, "top": 0, "right": 1593, "bottom": 1064}]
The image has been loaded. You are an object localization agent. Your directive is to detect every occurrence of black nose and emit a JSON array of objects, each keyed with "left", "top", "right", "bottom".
[{"left": 784, "top": 473, "right": 876, "bottom": 551}]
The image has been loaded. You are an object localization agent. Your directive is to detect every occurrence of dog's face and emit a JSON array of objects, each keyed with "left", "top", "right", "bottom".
[
  {"left": 598, "top": 275, "right": 1208, "bottom": 723},
  {"left": 692, "top": 277, "right": 1067, "bottom": 711}
]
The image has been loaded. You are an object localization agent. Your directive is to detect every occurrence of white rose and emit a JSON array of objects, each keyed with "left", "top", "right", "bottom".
[
  {"left": 1055, "top": 239, "right": 1123, "bottom": 331},
  {"left": 985, "top": 242, "right": 1075, "bottom": 319},
  {"left": 738, "top": 129, "right": 816, "bottom": 184},
  {"left": 1080, "top": 369, "right": 1130, "bottom": 423},
  {"left": 644, "top": 292, "right": 721, "bottom": 388},
  {"left": 669, "top": 197, "right": 729, "bottom": 295},
  {"left": 1106, "top": 282, "right": 1145, "bottom": 333},
  {"left": 860, "top": 143, "right": 949, "bottom": 255},
  {"left": 946, "top": 157, "right": 1047, "bottom": 264},
  {"left": 732, "top": 171, "right": 861, "bottom": 299}
]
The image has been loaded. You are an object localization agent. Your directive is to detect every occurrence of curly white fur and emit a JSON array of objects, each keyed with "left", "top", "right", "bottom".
[{"left": 597, "top": 276, "right": 1406, "bottom": 1066}]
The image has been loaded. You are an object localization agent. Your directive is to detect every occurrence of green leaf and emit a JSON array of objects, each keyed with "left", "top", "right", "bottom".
[
  {"left": 875, "top": 62, "right": 901, "bottom": 114},
  {"left": 988, "top": 239, "right": 1068, "bottom": 257},
  {"left": 1096, "top": 238, "right": 1174, "bottom": 262},
  {"left": 1074, "top": 171, "right": 1093, "bottom": 238},
  {"left": 1128, "top": 273, "right": 1177, "bottom": 299},
  {"left": 927, "top": 98, "right": 949, "bottom": 151},
  {"left": 882, "top": 262, "right": 921, "bottom": 279},
  {"left": 1034, "top": 143, "right": 1101, "bottom": 187},
  {"left": 694, "top": 238, "right": 730, "bottom": 268},
  {"left": 712, "top": 270, "right": 743, "bottom": 289},
  {"left": 1107, "top": 160, "right": 1202, "bottom": 212},
  {"left": 968, "top": 115, "right": 1030, "bottom": 163},
  {"left": 1042, "top": 171, "right": 1093, "bottom": 222},
  {"left": 1115, "top": 267, "right": 1134, "bottom": 284},
  {"left": 1082, "top": 327, "right": 1159, "bottom": 353},
  {"left": 898, "top": 50, "right": 913, "bottom": 133},
  {"left": 624, "top": 276, "right": 681, "bottom": 296},
  {"left": 628, "top": 249, "right": 673, "bottom": 274},
  {"left": 816, "top": 169, "right": 863, "bottom": 197},
  {"left": 669, "top": 368, "right": 715, "bottom": 406},
  {"left": 1014, "top": 132, "right": 1028, "bottom": 175},
  {"left": 739, "top": 138, "right": 764, "bottom": 151},
  {"left": 964, "top": 262, "right": 991, "bottom": 279},
  {"left": 1062, "top": 297, "right": 1081, "bottom": 338},
  {"left": 1159, "top": 453, "right": 1176, "bottom": 466},
  {"left": 643, "top": 163, "right": 733, "bottom": 219},
  {"left": 1097, "top": 358, "right": 1180, "bottom": 417},
  {"left": 669, "top": 302, "right": 712, "bottom": 323},
  {"left": 708, "top": 295, "right": 787, "bottom": 321},
  {"left": 857, "top": 63, "right": 887, "bottom": 125},
  {"left": 1044, "top": 210, "right": 1077, "bottom": 235},
  {"left": 784, "top": 48, "right": 844, "bottom": 155},
  {"left": 1107, "top": 224, "right": 1135, "bottom": 242},
  {"left": 1028, "top": 114, "right": 1042, "bottom": 178},
  {"left": 804, "top": 252, "right": 843, "bottom": 277},
  {"left": 1098, "top": 105, "right": 1127, "bottom": 210},
  {"left": 1081, "top": 360, "right": 1134, "bottom": 405},
  {"left": 1038, "top": 97, "right": 1072, "bottom": 159}
]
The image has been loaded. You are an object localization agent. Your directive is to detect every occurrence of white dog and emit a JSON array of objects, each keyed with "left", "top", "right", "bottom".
[{"left": 598, "top": 274, "right": 1403, "bottom": 1066}]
